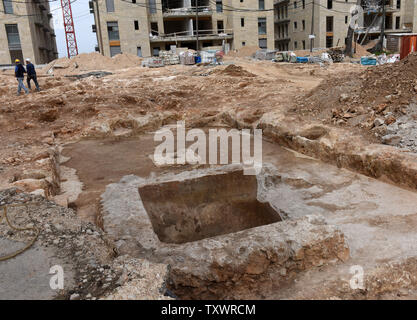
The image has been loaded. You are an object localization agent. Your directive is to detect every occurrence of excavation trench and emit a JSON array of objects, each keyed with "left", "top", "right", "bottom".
[
  {"left": 61, "top": 128, "right": 417, "bottom": 299},
  {"left": 139, "top": 170, "right": 281, "bottom": 244}
]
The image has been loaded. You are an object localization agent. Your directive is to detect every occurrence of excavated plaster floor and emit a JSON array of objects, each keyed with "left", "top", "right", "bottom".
[{"left": 61, "top": 129, "right": 417, "bottom": 299}]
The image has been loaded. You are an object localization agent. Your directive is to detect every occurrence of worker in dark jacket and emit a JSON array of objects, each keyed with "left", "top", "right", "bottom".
[
  {"left": 15, "top": 59, "right": 29, "bottom": 95},
  {"left": 25, "top": 58, "right": 40, "bottom": 92}
]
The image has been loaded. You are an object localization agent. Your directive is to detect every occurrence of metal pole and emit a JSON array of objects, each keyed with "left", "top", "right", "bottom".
[
  {"left": 310, "top": 0, "right": 315, "bottom": 52},
  {"left": 380, "top": 0, "right": 386, "bottom": 49},
  {"left": 195, "top": 0, "right": 199, "bottom": 52}
]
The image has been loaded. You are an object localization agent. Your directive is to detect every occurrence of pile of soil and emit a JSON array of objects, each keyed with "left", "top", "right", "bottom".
[
  {"left": 111, "top": 53, "right": 143, "bottom": 67},
  {"left": 296, "top": 52, "right": 417, "bottom": 130},
  {"left": 216, "top": 64, "right": 256, "bottom": 77},
  {"left": 354, "top": 43, "right": 372, "bottom": 58},
  {"left": 42, "top": 52, "right": 143, "bottom": 75},
  {"left": 226, "top": 46, "right": 260, "bottom": 58}
]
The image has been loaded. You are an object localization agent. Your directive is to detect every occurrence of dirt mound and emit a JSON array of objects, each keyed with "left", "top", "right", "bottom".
[
  {"left": 72, "top": 52, "right": 114, "bottom": 70},
  {"left": 111, "top": 53, "right": 143, "bottom": 66},
  {"left": 297, "top": 52, "right": 417, "bottom": 130},
  {"left": 354, "top": 43, "right": 372, "bottom": 58},
  {"left": 352, "top": 40, "right": 378, "bottom": 58},
  {"left": 227, "top": 46, "right": 260, "bottom": 58},
  {"left": 41, "top": 52, "right": 143, "bottom": 75},
  {"left": 216, "top": 64, "right": 256, "bottom": 77}
]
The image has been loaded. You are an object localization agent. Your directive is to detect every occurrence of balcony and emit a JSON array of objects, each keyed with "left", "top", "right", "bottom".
[
  {"left": 385, "top": 4, "right": 400, "bottom": 13},
  {"left": 275, "top": 35, "right": 290, "bottom": 42},
  {"left": 363, "top": 4, "right": 400, "bottom": 14},
  {"left": 274, "top": 17, "right": 290, "bottom": 24},
  {"left": 163, "top": 6, "right": 213, "bottom": 18},
  {"left": 274, "top": 0, "right": 289, "bottom": 4},
  {"left": 355, "top": 26, "right": 412, "bottom": 35},
  {"left": 150, "top": 29, "right": 233, "bottom": 42}
]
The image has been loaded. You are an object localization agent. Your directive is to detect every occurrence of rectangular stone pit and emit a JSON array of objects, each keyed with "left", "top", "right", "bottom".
[
  {"left": 138, "top": 170, "right": 281, "bottom": 244},
  {"left": 101, "top": 165, "right": 350, "bottom": 299}
]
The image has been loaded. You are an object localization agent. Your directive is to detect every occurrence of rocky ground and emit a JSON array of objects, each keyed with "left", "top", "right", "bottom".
[
  {"left": 294, "top": 52, "right": 417, "bottom": 152},
  {"left": 0, "top": 188, "right": 171, "bottom": 300},
  {"left": 0, "top": 54, "right": 356, "bottom": 208}
]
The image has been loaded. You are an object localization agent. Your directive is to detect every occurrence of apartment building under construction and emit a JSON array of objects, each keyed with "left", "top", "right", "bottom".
[
  {"left": 274, "top": 0, "right": 417, "bottom": 52},
  {"left": 90, "top": 0, "right": 275, "bottom": 57},
  {"left": 0, "top": 0, "right": 58, "bottom": 65}
]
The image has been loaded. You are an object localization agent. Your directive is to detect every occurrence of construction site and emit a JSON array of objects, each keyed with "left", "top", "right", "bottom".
[{"left": 2, "top": 0, "right": 417, "bottom": 302}]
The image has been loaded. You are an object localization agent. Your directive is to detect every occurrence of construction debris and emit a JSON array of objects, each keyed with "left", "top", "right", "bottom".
[
  {"left": 254, "top": 49, "right": 277, "bottom": 60},
  {"left": 327, "top": 47, "right": 345, "bottom": 63},
  {"left": 159, "top": 50, "right": 180, "bottom": 65},
  {"left": 65, "top": 71, "right": 113, "bottom": 79},
  {"left": 179, "top": 50, "right": 196, "bottom": 65},
  {"left": 142, "top": 57, "right": 165, "bottom": 68},
  {"left": 296, "top": 52, "right": 417, "bottom": 150}
]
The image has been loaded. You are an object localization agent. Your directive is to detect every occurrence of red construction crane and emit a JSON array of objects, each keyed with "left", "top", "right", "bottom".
[{"left": 60, "top": 0, "right": 78, "bottom": 58}]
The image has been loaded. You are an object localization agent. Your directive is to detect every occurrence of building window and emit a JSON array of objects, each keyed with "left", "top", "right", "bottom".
[
  {"left": 326, "top": 16, "right": 333, "bottom": 32},
  {"left": 345, "top": 16, "right": 348, "bottom": 24},
  {"left": 134, "top": 20, "right": 139, "bottom": 30},
  {"left": 216, "top": 0, "right": 222, "bottom": 13},
  {"left": 327, "top": 0, "right": 332, "bottom": 9},
  {"left": 242, "top": 41, "right": 246, "bottom": 46},
  {"left": 259, "top": 0, "right": 264, "bottom": 10},
  {"left": 5, "top": 24, "right": 23, "bottom": 63},
  {"left": 397, "top": 0, "right": 401, "bottom": 9},
  {"left": 150, "top": 22, "right": 158, "bottom": 35},
  {"left": 106, "top": 0, "right": 114, "bottom": 12},
  {"left": 152, "top": 47, "right": 160, "bottom": 56},
  {"left": 302, "top": 20, "right": 305, "bottom": 30},
  {"left": 110, "top": 46, "right": 121, "bottom": 57},
  {"left": 294, "top": 1, "right": 297, "bottom": 9},
  {"left": 107, "top": 21, "right": 119, "bottom": 41},
  {"left": 294, "top": 21, "right": 297, "bottom": 30},
  {"left": 3, "top": 0, "right": 13, "bottom": 14},
  {"left": 149, "top": 0, "right": 157, "bottom": 14},
  {"left": 258, "top": 17, "right": 266, "bottom": 35},
  {"left": 302, "top": 0, "right": 305, "bottom": 9},
  {"left": 302, "top": 40, "right": 306, "bottom": 49},
  {"left": 217, "top": 20, "right": 223, "bottom": 33},
  {"left": 137, "top": 47, "right": 142, "bottom": 57},
  {"left": 326, "top": 36, "right": 333, "bottom": 48},
  {"left": 132, "top": 0, "right": 136, "bottom": 3},
  {"left": 241, "top": 18, "right": 245, "bottom": 27},
  {"left": 5, "top": 24, "right": 21, "bottom": 47},
  {"left": 396, "top": 16, "right": 400, "bottom": 29},
  {"left": 259, "top": 38, "right": 267, "bottom": 49},
  {"left": 294, "top": 41, "right": 298, "bottom": 49},
  {"left": 385, "top": 15, "right": 393, "bottom": 29}
]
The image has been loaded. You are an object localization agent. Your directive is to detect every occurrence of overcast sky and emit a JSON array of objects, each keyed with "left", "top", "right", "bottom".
[{"left": 50, "top": 0, "right": 97, "bottom": 58}]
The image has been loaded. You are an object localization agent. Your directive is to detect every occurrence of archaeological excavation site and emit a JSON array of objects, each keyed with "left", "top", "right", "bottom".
[{"left": 2, "top": 48, "right": 417, "bottom": 301}]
